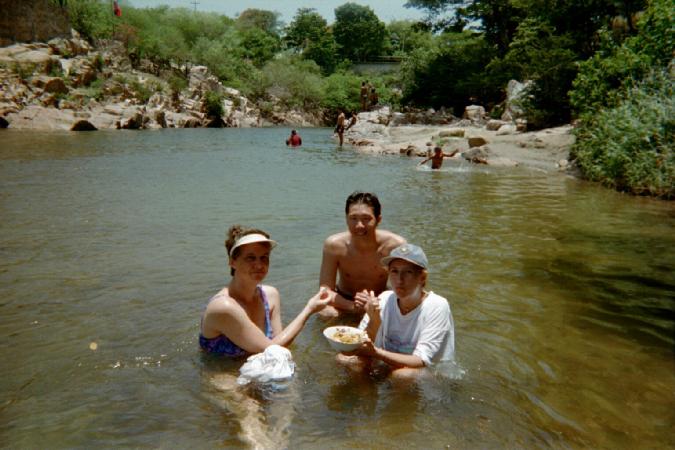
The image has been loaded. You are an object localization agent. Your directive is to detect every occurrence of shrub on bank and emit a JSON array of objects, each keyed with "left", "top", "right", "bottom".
[{"left": 571, "top": 69, "right": 674, "bottom": 198}]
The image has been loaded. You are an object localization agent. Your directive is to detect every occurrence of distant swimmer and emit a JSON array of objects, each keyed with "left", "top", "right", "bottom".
[
  {"left": 286, "top": 129, "right": 302, "bottom": 147},
  {"left": 418, "top": 146, "right": 459, "bottom": 170}
]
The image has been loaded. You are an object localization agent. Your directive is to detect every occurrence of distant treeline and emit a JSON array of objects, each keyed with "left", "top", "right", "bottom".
[{"left": 52, "top": 0, "right": 672, "bottom": 197}]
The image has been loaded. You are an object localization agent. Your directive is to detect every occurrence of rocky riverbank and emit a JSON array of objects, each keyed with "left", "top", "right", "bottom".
[
  {"left": 0, "top": 31, "right": 321, "bottom": 131},
  {"left": 0, "top": 31, "right": 575, "bottom": 174},
  {"left": 343, "top": 106, "right": 576, "bottom": 173}
]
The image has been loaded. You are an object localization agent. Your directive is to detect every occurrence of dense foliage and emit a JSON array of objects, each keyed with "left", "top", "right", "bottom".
[
  {"left": 569, "top": 0, "right": 674, "bottom": 197},
  {"left": 571, "top": 70, "right": 673, "bottom": 198}
]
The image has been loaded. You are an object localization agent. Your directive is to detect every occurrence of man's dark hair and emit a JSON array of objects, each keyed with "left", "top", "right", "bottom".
[{"left": 345, "top": 191, "right": 381, "bottom": 217}]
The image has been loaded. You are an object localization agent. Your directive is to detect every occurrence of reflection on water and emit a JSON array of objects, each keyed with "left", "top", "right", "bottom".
[{"left": 0, "top": 128, "right": 673, "bottom": 449}]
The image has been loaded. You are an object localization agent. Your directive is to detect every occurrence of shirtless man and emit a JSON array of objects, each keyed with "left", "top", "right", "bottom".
[
  {"left": 319, "top": 192, "right": 406, "bottom": 318},
  {"left": 360, "top": 81, "right": 369, "bottom": 111},
  {"left": 335, "top": 110, "right": 346, "bottom": 146},
  {"left": 418, "top": 146, "right": 460, "bottom": 169}
]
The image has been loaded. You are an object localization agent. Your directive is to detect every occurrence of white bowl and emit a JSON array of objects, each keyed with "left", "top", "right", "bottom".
[{"left": 323, "top": 326, "right": 365, "bottom": 352}]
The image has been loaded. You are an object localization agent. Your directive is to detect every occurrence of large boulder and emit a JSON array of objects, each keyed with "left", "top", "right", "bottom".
[
  {"left": 501, "top": 80, "right": 531, "bottom": 121},
  {"left": 463, "top": 105, "right": 486, "bottom": 122},
  {"left": 486, "top": 119, "right": 509, "bottom": 131},
  {"left": 463, "top": 146, "right": 490, "bottom": 164},
  {"left": 4, "top": 105, "right": 77, "bottom": 130},
  {"left": 467, "top": 136, "right": 488, "bottom": 148}
]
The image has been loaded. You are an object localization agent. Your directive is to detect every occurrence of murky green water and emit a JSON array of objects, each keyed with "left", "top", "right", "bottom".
[{"left": 1, "top": 128, "right": 673, "bottom": 449}]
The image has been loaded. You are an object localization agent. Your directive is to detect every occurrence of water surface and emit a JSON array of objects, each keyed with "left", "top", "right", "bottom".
[{"left": 1, "top": 128, "right": 673, "bottom": 448}]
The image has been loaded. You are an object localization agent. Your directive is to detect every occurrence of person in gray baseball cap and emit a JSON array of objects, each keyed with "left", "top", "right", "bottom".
[{"left": 340, "top": 243, "right": 455, "bottom": 377}]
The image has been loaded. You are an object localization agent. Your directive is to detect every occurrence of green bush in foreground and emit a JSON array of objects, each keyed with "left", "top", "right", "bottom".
[{"left": 572, "top": 69, "right": 674, "bottom": 198}]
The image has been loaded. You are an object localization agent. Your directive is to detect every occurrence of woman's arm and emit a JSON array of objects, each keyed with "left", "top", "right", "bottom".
[{"left": 208, "top": 289, "right": 331, "bottom": 354}]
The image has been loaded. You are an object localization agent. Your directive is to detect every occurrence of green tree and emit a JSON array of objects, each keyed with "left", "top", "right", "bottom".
[
  {"left": 237, "top": 27, "right": 281, "bottom": 67},
  {"left": 285, "top": 8, "right": 339, "bottom": 73},
  {"left": 386, "top": 20, "right": 434, "bottom": 55},
  {"left": 236, "top": 8, "right": 282, "bottom": 36},
  {"left": 399, "top": 32, "right": 499, "bottom": 114},
  {"left": 285, "top": 8, "right": 327, "bottom": 48},
  {"left": 570, "top": 0, "right": 673, "bottom": 116},
  {"left": 333, "top": 3, "right": 387, "bottom": 61},
  {"left": 490, "top": 17, "right": 578, "bottom": 127}
]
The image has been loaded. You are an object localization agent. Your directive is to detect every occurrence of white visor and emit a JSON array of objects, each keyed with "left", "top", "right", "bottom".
[{"left": 230, "top": 233, "right": 277, "bottom": 257}]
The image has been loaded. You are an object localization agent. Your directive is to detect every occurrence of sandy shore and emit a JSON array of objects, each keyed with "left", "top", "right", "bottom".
[{"left": 343, "top": 111, "right": 576, "bottom": 173}]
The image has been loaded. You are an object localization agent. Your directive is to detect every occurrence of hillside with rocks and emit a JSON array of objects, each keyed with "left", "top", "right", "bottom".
[{"left": 0, "top": 31, "right": 321, "bottom": 131}]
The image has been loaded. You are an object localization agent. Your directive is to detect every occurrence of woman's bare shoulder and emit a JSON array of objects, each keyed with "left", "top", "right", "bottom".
[{"left": 206, "top": 289, "right": 238, "bottom": 314}]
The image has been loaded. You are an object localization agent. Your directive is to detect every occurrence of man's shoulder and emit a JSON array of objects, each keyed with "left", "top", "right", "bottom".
[
  {"left": 377, "top": 230, "right": 406, "bottom": 248},
  {"left": 324, "top": 231, "right": 350, "bottom": 250}
]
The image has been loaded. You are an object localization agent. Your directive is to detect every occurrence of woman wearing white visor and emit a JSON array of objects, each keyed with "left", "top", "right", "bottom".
[{"left": 200, "top": 225, "right": 332, "bottom": 357}]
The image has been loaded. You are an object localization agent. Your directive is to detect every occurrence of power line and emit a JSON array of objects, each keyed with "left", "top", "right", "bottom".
[{"left": 190, "top": 0, "right": 199, "bottom": 12}]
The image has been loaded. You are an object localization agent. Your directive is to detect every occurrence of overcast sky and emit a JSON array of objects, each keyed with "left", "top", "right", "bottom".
[{"left": 127, "top": 0, "right": 426, "bottom": 25}]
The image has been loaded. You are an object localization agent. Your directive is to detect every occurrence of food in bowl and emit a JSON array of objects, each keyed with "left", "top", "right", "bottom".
[
  {"left": 333, "top": 328, "right": 363, "bottom": 344},
  {"left": 323, "top": 326, "right": 365, "bottom": 352}
]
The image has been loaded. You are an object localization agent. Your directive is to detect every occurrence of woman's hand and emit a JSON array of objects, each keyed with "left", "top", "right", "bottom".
[{"left": 307, "top": 287, "right": 333, "bottom": 313}]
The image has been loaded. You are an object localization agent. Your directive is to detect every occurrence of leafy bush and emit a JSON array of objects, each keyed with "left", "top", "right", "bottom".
[
  {"left": 258, "top": 58, "right": 324, "bottom": 110},
  {"left": 67, "top": 0, "right": 111, "bottom": 41},
  {"left": 130, "top": 79, "right": 153, "bottom": 103},
  {"left": 203, "top": 91, "right": 224, "bottom": 118},
  {"left": 320, "top": 71, "right": 362, "bottom": 115},
  {"left": 571, "top": 69, "right": 674, "bottom": 198}
]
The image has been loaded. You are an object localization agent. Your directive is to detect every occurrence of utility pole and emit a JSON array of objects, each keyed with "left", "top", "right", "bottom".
[{"left": 190, "top": 0, "right": 199, "bottom": 12}]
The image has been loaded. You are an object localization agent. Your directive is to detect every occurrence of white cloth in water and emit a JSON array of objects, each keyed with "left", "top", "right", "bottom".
[{"left": 237, "top": 345, "right": 295, "bottom": 385}]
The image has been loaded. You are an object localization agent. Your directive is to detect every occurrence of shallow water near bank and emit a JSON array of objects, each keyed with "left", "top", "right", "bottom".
[{"left": 1, "top": 128, "right": 673, "bottom": 448}]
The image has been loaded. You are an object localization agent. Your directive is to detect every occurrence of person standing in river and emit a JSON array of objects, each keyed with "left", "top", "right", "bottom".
[
  {"left": 335, "top": 110, "right": 346, "bottom": 146},
  {"left": 318, "top": 192, "right": 406, "bottom": 319}
]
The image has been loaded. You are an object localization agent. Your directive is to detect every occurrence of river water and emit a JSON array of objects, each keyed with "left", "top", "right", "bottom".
[{"left": 1, "top": 128, "right": 673, "bottom": 449}]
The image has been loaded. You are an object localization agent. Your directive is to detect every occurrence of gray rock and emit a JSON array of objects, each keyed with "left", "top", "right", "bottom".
[
  {"left": 467, "top": 136, "right": 488, "bottom": 148},
  {"left": 496, "top": 124, "right": 518, "bottom": 135},
  {"left": 486, "top": 119, "right": 508, "bottom": 131},
  {"left": 439, "top": 128, "right": 465, "bottom": 138}
]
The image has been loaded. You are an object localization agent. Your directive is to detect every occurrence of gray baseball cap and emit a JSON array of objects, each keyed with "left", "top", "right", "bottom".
[{"left": 381, "top": 244, "right": 429, "bottom": 270}]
